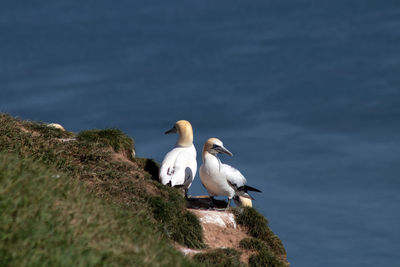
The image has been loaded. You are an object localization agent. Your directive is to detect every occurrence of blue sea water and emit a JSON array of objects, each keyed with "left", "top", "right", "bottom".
[{"left": 1, "top": 1, "right": 400, "bottom": 266}]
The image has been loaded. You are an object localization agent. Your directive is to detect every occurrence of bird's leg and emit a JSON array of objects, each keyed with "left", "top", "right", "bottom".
[
  {"left": 184, "top": 189, "right": 189, "bottom": 199},
  {"left": 226, "top": 198, "right": 232, "bottom": 210}
]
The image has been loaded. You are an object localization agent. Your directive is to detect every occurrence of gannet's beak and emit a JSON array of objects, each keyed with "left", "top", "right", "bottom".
[
  {"left": 165, "top": 126, "right": 177, "bottom": 134},
  {"left": 215, "top": 145, "right": 233, "bottom": 156}
]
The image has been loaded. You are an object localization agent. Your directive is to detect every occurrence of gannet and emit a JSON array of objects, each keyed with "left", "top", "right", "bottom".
[
  {"left": 47, "top": 123, "right": 65, "bottom": 131},
  {"left": 233, "top": 195, "right": 253, "bottom": 207},
  {"left": 199, "top": 138, "right": 261, "bottom": 209},
  {"left": 159, "top": 120, "right": 197, "bottom": 197}
]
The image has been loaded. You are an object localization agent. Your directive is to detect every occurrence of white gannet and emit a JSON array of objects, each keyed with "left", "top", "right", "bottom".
[
  {"left": 199, "top": 138, "right": 261, "bottom": 209},
  {"left": 159, "top": 120, "right": 197, "bottom": 197}
]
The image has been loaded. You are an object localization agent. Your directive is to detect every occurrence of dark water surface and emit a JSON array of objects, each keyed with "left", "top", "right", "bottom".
[{"left": 1, "top": 1, "right": 400, "bottom": 266}]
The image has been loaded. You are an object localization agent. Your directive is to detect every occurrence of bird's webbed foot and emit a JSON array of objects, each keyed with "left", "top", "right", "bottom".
[{"left": 209, "top": 196, "right": 216, "bottom": 210}]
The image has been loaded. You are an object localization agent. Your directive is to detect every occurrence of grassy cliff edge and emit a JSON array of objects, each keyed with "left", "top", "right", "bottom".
[{"left": 0, "top": 114, "right": 287, "bottom": 266}]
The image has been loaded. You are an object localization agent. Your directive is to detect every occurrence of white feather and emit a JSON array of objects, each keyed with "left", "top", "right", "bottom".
[
  {"left": 221, "top": 163, "right": 247, "bottom": 189},
  {"left": 159, "top": 144, "right": 197, "bottom": 189},
  {"left": 200, "top": 153, "right": 237, "bottom": 198}
]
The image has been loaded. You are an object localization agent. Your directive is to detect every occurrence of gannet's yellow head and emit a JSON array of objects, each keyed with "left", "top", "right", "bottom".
[
  {"left": 237, "top": 196, "right": 253, "bottom": 207},
  {"left": 202, "top": 138, "right": 233, "bottom": 157},
  {"left": 165, "top": 120, "right": 193, "bottom": 147}
]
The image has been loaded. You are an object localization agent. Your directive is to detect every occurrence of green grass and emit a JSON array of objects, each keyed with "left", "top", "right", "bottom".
[
  {"left": 24, "top": 120, "right": 74, "bottom": 139},
  {"left": 234, "top": 207, "right": 288, "bottom": 266},
  {"left": 77, "top": 128, "right": 135, "bottom": 160},
  {"left": 193, "top": 248, "right": 244, "bottom": 267},
  {"left": 147, "top": 186, "right": 204, "bottom": 249},
  {"left": 234, "top": 207, "right": 269, "bottom": 239},
  {"left": 0, "top": 113, "right": 287, "bottom": 266},
  {"left": 0, "top": 153, "right": 196, "bottom": 266},
  {"left": 239, "top": 238, "right": 285, "bottom": 267},
  {"left": 234, "top": 207, "right": 286, "bottom": 256},
  {"left": 0, "top": 113, "right": 205, "bottom": 265},
  {"left": 248, "top": 249, "right": 286, "bottom": 267},
  {"left": 239, "top": 238, "right": 267, "bottom": 251}
]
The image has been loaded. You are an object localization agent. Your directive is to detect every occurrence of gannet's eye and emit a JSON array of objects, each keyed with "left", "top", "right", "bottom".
[{"left": 212, "top": 144, "right": 220, "bottom": 149}]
